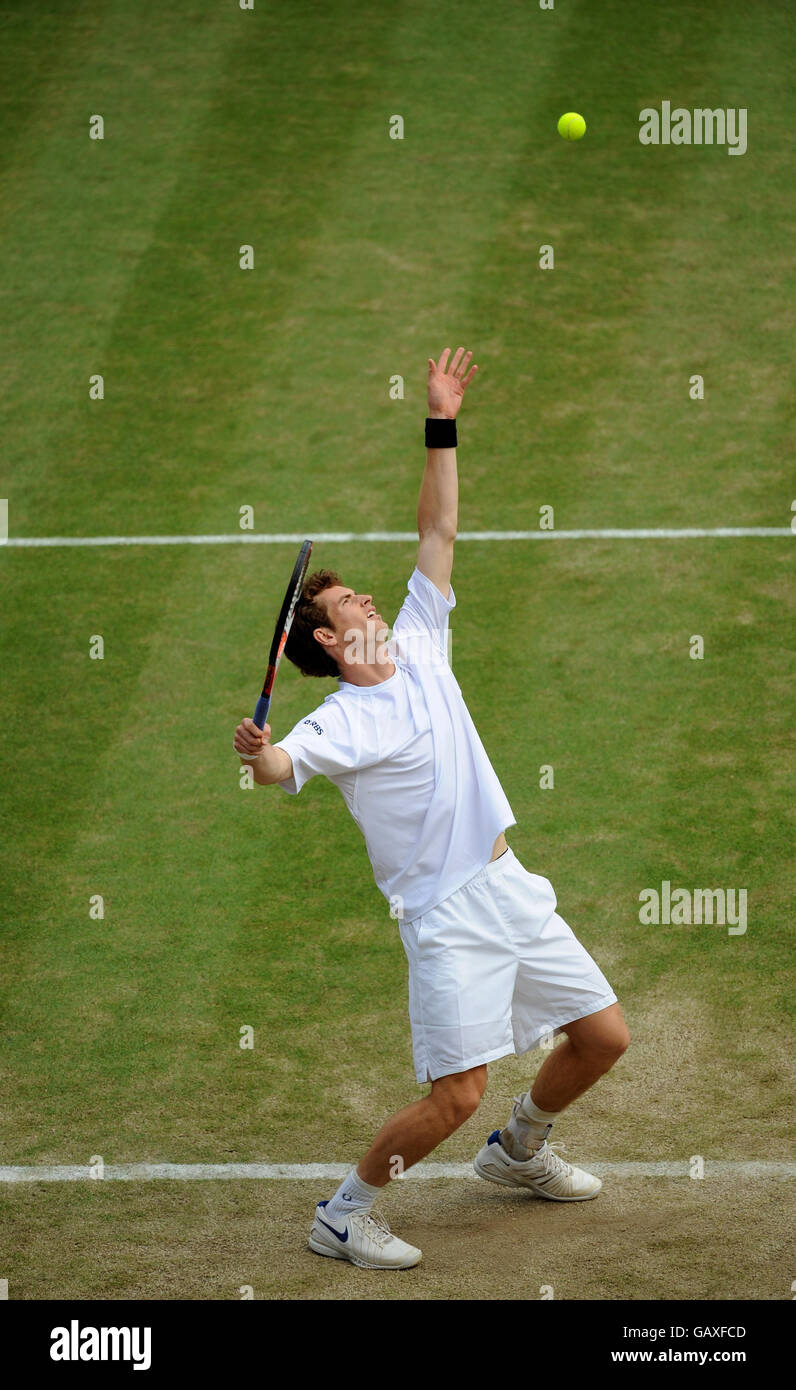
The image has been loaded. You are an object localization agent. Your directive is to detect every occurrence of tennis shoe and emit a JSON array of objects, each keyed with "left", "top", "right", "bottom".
[
  {"left": 309, "top": 1201, "right": 422, "bottom": 1269},
  {"left": 473, "top": 1130, "right": 602, "bottom": 1201}
]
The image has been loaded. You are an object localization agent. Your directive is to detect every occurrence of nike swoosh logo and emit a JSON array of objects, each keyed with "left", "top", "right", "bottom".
[{"left": 317, "top": 1215, "right": 349, "bottom": 1243}]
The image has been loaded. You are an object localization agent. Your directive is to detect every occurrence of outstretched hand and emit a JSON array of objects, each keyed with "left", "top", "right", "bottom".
[{"left": 427, "top": 347, "right": 478, "bottom": 419}]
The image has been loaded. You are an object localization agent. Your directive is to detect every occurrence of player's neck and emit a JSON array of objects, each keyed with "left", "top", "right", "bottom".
[{"left": 337, "top": 657, "right": 396, "bottom": 688}]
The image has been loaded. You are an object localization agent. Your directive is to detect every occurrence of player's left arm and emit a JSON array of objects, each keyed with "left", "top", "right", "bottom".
[{"left": 416, "top": 347, "right": 478, "bottom": 599}]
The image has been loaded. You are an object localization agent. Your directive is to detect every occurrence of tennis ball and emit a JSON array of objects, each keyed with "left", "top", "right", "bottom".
[{"left": 558, "top": 112, "right": 586, "bottom": 141}]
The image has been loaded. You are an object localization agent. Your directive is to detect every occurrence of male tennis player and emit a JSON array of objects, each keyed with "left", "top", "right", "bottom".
[{"left": 234, "top": 348, "right": 629, "bottom": 1270}]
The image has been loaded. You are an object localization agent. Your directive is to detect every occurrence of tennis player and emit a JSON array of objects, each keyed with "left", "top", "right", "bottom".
[{"left": 233, "top": 348, "right": 629, "bottom": 1270}]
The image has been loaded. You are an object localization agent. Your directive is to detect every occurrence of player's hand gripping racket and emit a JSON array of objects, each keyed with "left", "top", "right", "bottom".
[{"left": 252, "top": 539, "right": 313, "bottom": 730}]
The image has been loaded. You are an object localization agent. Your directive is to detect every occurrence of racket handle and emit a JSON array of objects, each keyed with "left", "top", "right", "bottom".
[{"left": 252, "top": 694, "right": 271, "bottom": 731}]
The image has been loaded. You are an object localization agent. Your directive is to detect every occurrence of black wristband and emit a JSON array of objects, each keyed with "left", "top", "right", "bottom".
[{"left": 425, "top": 416, "right": 458, "bottom": 449}]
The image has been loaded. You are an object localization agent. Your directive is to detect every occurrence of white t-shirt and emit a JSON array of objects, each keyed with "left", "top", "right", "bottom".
[{"left": 274, "top": 567, "right": 516, "bottom": 922}]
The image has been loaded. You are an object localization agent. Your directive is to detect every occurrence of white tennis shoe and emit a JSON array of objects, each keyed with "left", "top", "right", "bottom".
[
  {"left": 474, "top": 1129, "right": 602, "bottom": 1201},
  {"left": 309, "top": 1201, "right": 422, "bottom": 1269}
]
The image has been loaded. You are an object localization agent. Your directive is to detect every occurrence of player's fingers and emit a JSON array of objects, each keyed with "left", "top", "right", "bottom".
[
  {"left": 438, "top": 348, "right": 451, "bottom": 373},
  {"left": 450, "top": 347, "right": 465, "bottom": 375},
  {"left": 462, "top": 363, "right": 478, "bottom": 387},
  {"left": 236, "top": 721, "right": 265, "bottom": 746},
  {"left": 236, "top": 741, "right": 260, "bottom": 759},
  {"left": 428, "top": 357, "right": 436, "bottom": 373}
]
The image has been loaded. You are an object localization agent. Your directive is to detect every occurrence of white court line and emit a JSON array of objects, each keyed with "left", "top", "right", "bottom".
[
  {"left": 1, "top": 528, "right": 792, "bottom": 548},
  {"left": 0, "top": 1161, "right": 793, "bottom": 1183}
]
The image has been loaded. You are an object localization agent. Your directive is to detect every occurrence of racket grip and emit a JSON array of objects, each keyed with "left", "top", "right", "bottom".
[{"left": 252, "top": 694, "right": 271, "bottom": 731}]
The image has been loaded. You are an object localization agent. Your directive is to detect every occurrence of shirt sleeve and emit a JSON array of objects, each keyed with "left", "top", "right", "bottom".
[
  {"left": 272, "top": 698, "right": 370, "bottom": 796},
  {"left": 389, "top": 566, "right": 456, "bottom": 666}
]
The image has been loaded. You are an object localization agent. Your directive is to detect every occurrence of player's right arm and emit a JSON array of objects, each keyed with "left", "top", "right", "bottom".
[{"left": 233, "top": 718, "right": 293, "bottom": 786}]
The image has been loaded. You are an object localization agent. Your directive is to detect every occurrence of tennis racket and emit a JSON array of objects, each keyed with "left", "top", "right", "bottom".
[{"left": 252, "top": 539, "right": 313, "bottom": 730}]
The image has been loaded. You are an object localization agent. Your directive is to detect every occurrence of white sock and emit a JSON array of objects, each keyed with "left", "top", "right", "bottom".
[
  {"left": 324, "top": 1168, "right": 383, "bottom": 1226},
  {"left": 501, "top": 1093, "right": 559, "bottom": 1159}
]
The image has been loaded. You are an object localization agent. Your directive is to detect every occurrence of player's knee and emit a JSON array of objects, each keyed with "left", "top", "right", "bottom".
[
  {"left": 569, "top": 1009, "right": 630, "bottom": 1066},
  {"left": 432, "top": 1068, "right": 486, "bottom": 1131},
  {"left": 453, "top": 1086, "right": 482, "bottom": 1126},
  {"left": 601, "top": 1023, "right": 630, "bottom": 1063},
  {"left": 442, "top": 1095, "right": 479, "bottom": 1132}
]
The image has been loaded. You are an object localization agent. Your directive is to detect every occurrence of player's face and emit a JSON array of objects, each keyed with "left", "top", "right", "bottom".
[{"left": 320, "top": 585, "right": 389, "bottom": 657}]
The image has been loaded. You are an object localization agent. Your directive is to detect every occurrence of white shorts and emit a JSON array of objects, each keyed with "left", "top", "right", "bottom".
[{"left": 398, "top": 847, "right": 618, "bottom": 1084}]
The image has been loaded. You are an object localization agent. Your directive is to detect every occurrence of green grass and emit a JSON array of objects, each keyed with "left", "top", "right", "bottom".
[
  {"left": 0, "top": 539, "right": 792, "bottom": 1168},
  {"left": 0, "top": 0, "right": 794, "bottom": 1298}
]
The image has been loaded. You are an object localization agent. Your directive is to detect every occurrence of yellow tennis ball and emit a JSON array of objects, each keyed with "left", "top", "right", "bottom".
[{"left": 558, "top": 112, "right": 586, "bottom": 141}]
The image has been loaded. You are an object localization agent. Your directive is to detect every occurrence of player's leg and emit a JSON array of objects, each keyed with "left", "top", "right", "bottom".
[
  {"left": 495, "top": 1002, "right": 629, "bottom": 1161},
  {"left": 356, "top": 1063, "right": 488, "bottom": 1185},
  {"left": 309, "top": 1065, "right": 487, "bottom": 1269},
  {"left": 530, "top": 1002, "right": 630, "bottom": 1113},
  {"left": 311, "top": 860, "right": 516, "bottom": 1264}
]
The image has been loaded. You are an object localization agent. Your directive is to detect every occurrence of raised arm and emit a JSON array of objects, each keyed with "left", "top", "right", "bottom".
[{"left": 417, "top": 347, "right": 478, "bottom": 598}]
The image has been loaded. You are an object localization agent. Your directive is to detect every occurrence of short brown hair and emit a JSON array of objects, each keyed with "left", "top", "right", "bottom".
[{"left": 285, "top": 569, "right": 342, "bottom": 678}]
